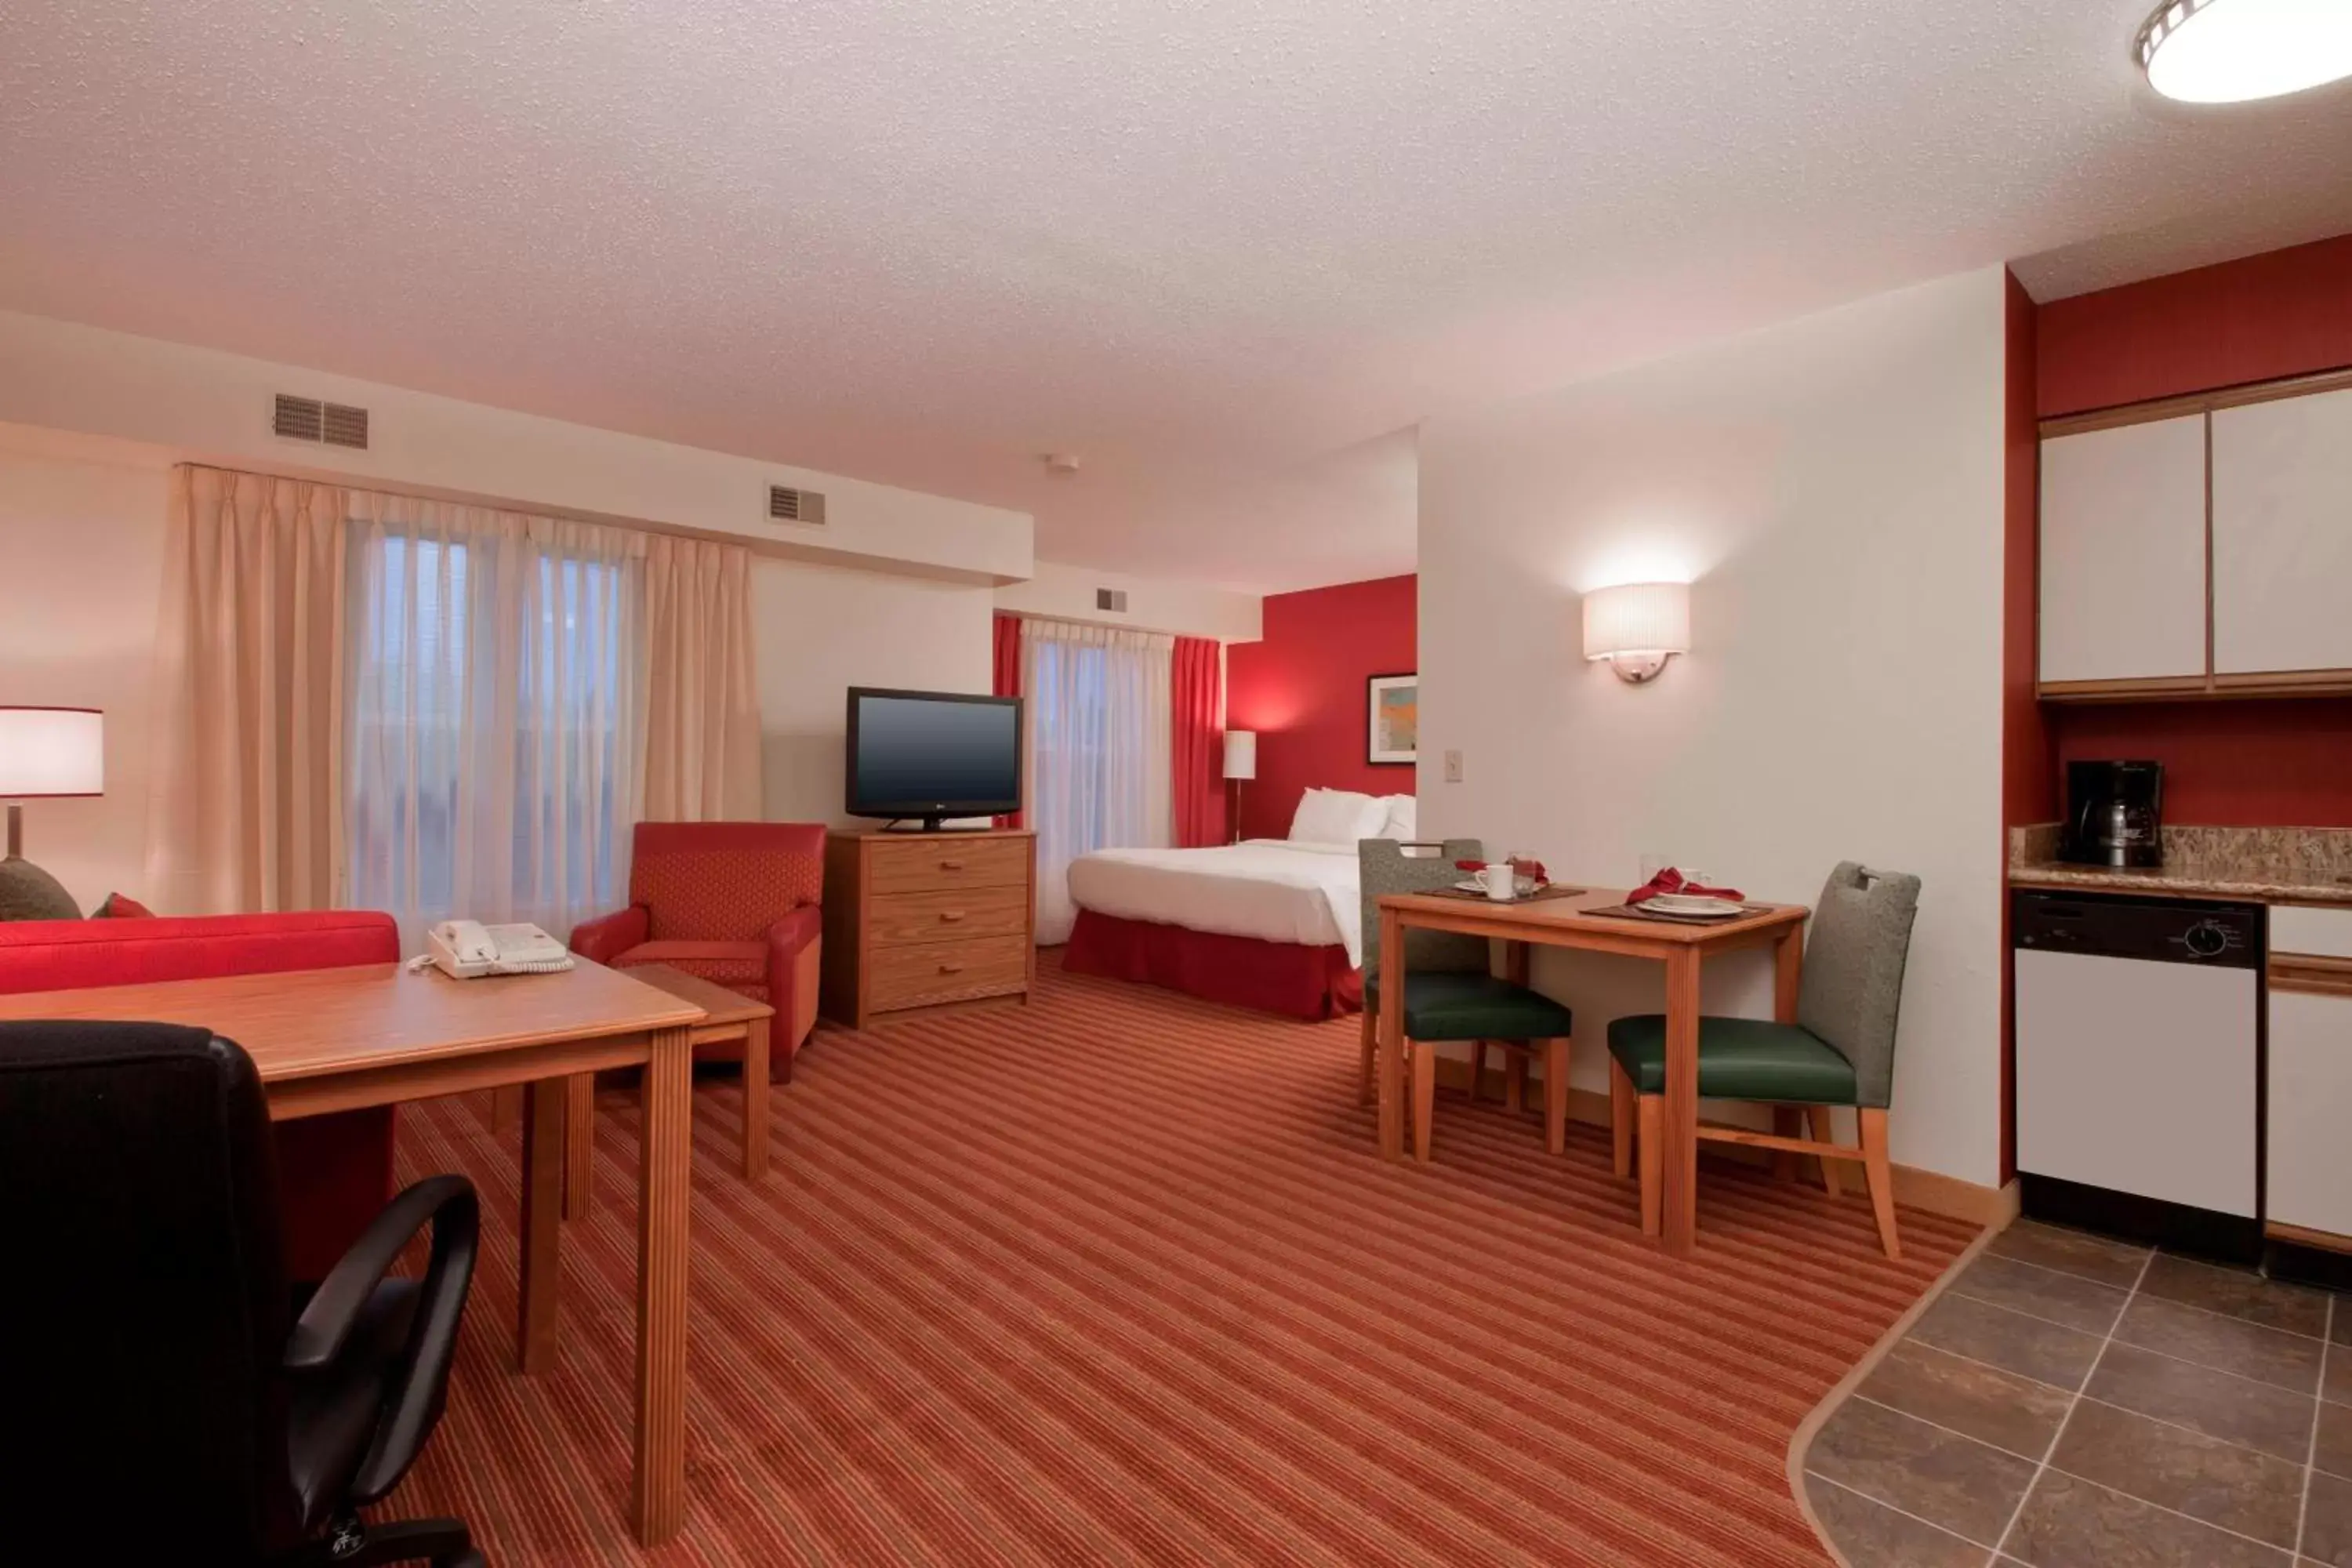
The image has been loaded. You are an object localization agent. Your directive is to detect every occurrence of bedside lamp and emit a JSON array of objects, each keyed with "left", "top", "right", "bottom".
[
  {"left": 1223, "top": 730, "right": 1257, "bottom": 844},
  {"left": 0, "top": 706, "right": 103, "bottom": 919}
]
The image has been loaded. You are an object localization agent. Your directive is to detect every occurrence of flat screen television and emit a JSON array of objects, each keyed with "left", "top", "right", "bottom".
[{"left": 844, "top": 687, "right": 1023, "bottom": 832}]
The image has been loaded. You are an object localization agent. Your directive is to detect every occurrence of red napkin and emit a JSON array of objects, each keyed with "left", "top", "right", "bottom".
[{"left": 1628, "top": 867, "right": 1744, "bottom": 904}]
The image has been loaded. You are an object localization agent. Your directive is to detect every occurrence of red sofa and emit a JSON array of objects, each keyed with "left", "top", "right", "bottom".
[
  {"left": 572, "top": 821, "right": 826, "bottom": 1080},
  {"left": 0, "top": 910, "right": 401, "bottom": 1281}
]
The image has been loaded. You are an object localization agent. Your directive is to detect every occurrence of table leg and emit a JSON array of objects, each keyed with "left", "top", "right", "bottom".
[
  {"left": 632, "top": 1026, "right": 694, "bottom": 1544},
  {"left": 742, "top": 1018, "right": 770, "bottom": 1180},
  {"left": 564, "top": 1073, "right": 595, "bottom": 1221},
  {"left": 1377, "top": 908, "right": 1406, "bottom": 1160},
  {"left": 1661, "top": 947, "right": 1702, "bottom": 1257},
  {"left": 517, "top": 1078, "right": 565, "bottom": 1373}
]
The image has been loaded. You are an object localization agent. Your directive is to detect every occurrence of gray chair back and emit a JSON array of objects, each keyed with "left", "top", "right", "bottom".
[
  {"left": 1359, "top": 838, "right": 1490, "bottom": 979},
  {"left": 1795, "top": 862, "right": 1922, "bottom": 1109}
]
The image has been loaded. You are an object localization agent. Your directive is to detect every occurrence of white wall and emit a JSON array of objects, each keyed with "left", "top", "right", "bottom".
[
  {"left": 0, "top": 429, "right": 169, "bottom": 909},
  {"left": 1417, "top": 267, "right": 2009, "bottom": 1186},
  {"left": 994, "top": 558, "right": 1262, "bottom": 643},
  {"left": 750, "top": 559, "right": 994, "bottom": 824},
  {"left": 0, "top": 309, "right": 1031, "bottom": 583}
]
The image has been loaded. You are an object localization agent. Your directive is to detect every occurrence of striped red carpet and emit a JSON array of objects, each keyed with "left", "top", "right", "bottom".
[{"left": 387, "top": 953, "right": 1975, "bottom": 1566}]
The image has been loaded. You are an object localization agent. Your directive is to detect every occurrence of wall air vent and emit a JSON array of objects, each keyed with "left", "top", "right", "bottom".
[
  {"left": 768, "top": 485, "right": 827, "bottom": 524},
  {"left": 321, "top": 402, "right": 369, "bottom": 449},
  {"left": 273, "top": 394, "right": 323, "bottom": 442},
  {"left": 273, "top": 394, "right": 370, "bottom": 449},
  {"left": 1096, "top": 588, "right": 1129, "bottom": 613}
]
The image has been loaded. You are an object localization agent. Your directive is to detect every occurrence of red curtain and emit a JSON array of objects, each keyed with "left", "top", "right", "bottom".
[
  {"left": 1171, "top": 635, "right": 1223, "bottom": 847},
  {"left": 993, "top": 615, "right": 1023, "bottom": 828}
]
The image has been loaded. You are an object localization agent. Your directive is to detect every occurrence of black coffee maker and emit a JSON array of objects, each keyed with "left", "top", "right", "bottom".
[{"left": 2061, "top": 760, "right": 2164, "bottom": 868}]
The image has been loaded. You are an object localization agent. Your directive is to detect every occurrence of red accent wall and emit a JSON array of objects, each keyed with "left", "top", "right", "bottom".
[
  {"left": 2005, "top": 271, "right": 2054, "bottom": 830},
  {"left": 2052, "top": 701, "right": 2352, "bottom": 829},
  {"left": 2033, "top": 230, "right": 2352, "bottom": 829},
  {"left": 1999, "top": 268, "right": 2048, "bottom": 1185},
  {"left": 2038, "top": 231, "right": 2352, "bottom": 417},
  {"left": 1225, "top": 574, "right": 1416, "bottom": 840}
]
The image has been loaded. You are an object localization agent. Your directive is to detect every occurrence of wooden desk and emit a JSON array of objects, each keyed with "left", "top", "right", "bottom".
[
  {"left": 0, "top": 960, "right": 706, "bottom": 1544},
  {"left": 613, "top": 964, "right": 775, "bottom": 1181},
  {"left": 1374, "top": 889, "right": 1809, "bottom": 1258}
]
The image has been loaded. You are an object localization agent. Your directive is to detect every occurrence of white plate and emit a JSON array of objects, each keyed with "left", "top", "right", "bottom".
[
  {"left": 1639, "top": 893, "right": 1743, "bottom": 916},
  {"left": 1454, "top": 877, "right": 1533, "bottom": 897}
]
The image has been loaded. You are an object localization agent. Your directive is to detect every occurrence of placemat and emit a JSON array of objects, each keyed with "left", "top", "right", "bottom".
[
  {"left": 1581, "top": 901, "right": 1765, "bottom": 925},
  {"left": 1420, "top": 884, "right": 1589, "bottom": 905}
]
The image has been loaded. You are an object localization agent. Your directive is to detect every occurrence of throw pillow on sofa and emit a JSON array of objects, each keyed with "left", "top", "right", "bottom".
[{"left": 0, "top": 858, "right": 81, "bottom": 923}]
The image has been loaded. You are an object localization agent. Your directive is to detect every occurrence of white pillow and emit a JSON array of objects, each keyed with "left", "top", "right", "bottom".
[
  {"left": 1288, "top": 787, "right": 1389, "bottom": 845},
  {"left": 1377, "top": 794, "right": 1417, "bottom": 840}
]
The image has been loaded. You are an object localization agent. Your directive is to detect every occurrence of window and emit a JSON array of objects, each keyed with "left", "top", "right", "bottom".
[{"left": 345, "top": 521, "right": 641, "bottom": 941}]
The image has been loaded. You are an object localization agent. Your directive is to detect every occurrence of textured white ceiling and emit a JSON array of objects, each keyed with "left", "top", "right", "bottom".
[{"left": 4, "top": 2, "right": 2350, "bottom": 592}]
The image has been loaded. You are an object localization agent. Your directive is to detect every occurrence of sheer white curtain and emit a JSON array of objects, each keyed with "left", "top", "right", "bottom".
[
  {"left": 1022, "top": 619, "right": 1172, "bottom": 943},
  {"left": 342, "top": 491, "right": 648, "bottom": 946}
]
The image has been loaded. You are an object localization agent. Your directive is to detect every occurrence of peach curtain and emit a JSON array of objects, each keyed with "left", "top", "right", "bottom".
[
  {"left": 146, "top": 466, "right": 349, "bottom": 913},
  {"left": 641, "top": 535, "right": 763, "bottom": 822}
]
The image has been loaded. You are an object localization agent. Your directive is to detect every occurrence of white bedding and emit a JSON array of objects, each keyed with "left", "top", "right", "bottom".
[{"left": 1065, "top": 839, "right": 1365, "bottom": 966}]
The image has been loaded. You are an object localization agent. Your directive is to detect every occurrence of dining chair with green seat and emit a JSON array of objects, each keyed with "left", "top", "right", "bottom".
[
  {"left": 1605, "top": 862, "right": 1922, "bottom": 1258},
  {"left": 1357, "top": 838, "right": 1577, "bottom": 1163}
]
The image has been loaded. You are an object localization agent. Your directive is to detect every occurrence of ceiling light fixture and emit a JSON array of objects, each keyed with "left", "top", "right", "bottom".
[{"left": 2136, "top": 0, "right": 2352, "bottom": 103}]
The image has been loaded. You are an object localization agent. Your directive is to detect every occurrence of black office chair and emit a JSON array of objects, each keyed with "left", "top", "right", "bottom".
[{"left": 0, "top": 1020, "right": 485, "bottom": 1566}]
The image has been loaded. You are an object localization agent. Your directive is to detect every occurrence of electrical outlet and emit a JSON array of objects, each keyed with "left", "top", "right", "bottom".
[{"left": 1443, "top": 749, "right": 1464, "bottom": 783}]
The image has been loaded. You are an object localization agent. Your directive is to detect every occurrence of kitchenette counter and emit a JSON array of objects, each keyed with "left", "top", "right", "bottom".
[{"left": 2009, "top": 824, "right": 2352, "bottom": 906}]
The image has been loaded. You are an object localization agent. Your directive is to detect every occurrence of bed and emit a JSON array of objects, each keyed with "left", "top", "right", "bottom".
[{"left": 1061, "top": 790, "right": 1409, "bottom": 1020}]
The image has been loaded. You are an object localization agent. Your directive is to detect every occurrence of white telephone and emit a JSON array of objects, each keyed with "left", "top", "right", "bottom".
[{"left": 416, "top": 920, "right": 576, "bottom": 979}]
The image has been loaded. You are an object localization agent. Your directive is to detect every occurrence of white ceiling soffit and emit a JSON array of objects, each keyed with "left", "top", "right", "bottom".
[{"left": 4, "top": 1, "right": 2350, "bottom": 592}]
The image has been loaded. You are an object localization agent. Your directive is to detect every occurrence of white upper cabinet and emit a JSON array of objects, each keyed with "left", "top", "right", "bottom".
[
  {"left": 2212, "top": 387, "right": 2352, "bottom": 677},
  {"left": 2039, "top": 414, "right": 2209, "bottom": 686}
]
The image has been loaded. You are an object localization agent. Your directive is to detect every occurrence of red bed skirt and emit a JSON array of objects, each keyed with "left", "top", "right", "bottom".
[{"left": 1062, "top": 909, "right": 1362, "bottom": 1021}]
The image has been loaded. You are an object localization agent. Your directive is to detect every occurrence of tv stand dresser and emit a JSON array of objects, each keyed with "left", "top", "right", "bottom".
[{"left": 820, "top": 826, "right": 1036, "bottom": 1029}]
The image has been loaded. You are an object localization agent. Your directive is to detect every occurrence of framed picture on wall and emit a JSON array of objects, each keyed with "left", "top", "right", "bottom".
[{"left": 1367, "top": 673, "right": 1417, "bottom": 765}]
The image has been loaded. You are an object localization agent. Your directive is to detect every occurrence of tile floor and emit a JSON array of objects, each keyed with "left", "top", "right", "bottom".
[{"left": 1802, "top": 1220, "right": 2349, "bottom": 1566}]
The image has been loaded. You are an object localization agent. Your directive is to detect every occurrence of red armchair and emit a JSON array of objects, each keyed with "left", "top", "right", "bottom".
[
  {"left": 0, "top": 910, "right": 401, "bottom": 1282},
  {"left": 572, "top": 822, "right": 826, "bottom": 1080}
]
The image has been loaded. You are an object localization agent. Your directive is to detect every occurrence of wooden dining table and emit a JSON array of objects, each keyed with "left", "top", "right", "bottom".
[
  {"left": 1374, "top": 887, "right": 1810, "bottom": 1257},
  {"left": 0, "top": 957, "right": 706, "bottom": 1544}
]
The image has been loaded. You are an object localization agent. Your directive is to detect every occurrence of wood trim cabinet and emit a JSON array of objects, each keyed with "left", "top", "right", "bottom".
[
  {"left": 2038, "top": 373, "right": 2352, "bottom": 702},
  {"left": 2038, "top": 413, "right": 2209, "bottom": 689},
  {"left": 2212, "top": 386, "right": 2352, "bottom": 680},
  {"left": 820, "top": 827, "right": 1036, "bottom": 1029}
]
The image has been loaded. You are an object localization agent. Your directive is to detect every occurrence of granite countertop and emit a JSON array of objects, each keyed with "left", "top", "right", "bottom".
[{"left": 2008, "top": 824, "right": 2352, "bottom": 906}]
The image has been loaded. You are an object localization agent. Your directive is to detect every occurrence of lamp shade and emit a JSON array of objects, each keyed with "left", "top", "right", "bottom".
[
  {"left": 1582, "top": 583, "right": 1690, "bottom": 661},
  {"left": 0, "top": 706, "right": 104, "bottom": 797},
  {"left": 1222, "top": 730, "right": 1258, "bottom": 781}
]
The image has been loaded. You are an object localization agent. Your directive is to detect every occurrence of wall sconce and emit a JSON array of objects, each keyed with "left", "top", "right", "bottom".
[{"left": 1582, "top": 582, "right": 1690, "bottom": 684}]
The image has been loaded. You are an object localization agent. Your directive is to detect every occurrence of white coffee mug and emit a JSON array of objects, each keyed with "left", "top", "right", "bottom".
[{"left": 1479, "top": 864, "right": 1517, "bottom": 900}]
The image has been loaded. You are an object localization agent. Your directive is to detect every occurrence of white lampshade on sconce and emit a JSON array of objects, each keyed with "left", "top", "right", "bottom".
[
  {"left": 2136, "top": 0, "right": 2352, "bottom": 103},
  {"left": 1582, "top": 583, "right": 1691, "bottom": 684},
  {"left": 0, "top": 706, "right": 104, "bottom": 915},
  {"left": 1222, "top": 730, "right": 1258, "bottom": 844}
]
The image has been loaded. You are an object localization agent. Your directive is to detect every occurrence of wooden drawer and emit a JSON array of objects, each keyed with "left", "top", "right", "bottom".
[
  {"left": 869, "top": 884, "right": 1031, "bottom": 947},
  {"left": 2272, "top": 905, "right": 2352, "bottom": 961},
  {"left": 867, "top": 835, "right": 1029, "bottom": 895},
  {"left": 867, "top": 935, "right": 1029, "bottom": 1013}
]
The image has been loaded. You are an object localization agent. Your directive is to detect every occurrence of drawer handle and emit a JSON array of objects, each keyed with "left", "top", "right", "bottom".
[
  {"left": 938, "top": 858, "right": 966, "bottom": 870},
  {"left": 938, "top": 961, "right": 965, "bottom": 975},
  {"left": 939, "top": 910, "right": 967, "bottom": 923}
]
